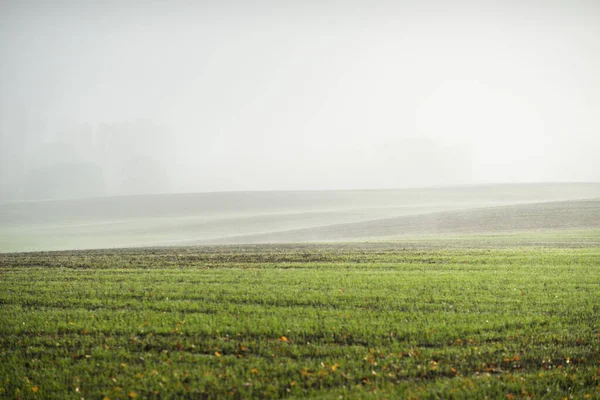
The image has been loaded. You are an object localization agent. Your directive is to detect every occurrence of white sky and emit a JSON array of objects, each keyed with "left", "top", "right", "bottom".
[{"left": 1, "top": 0, "right": 599, "bottom": 193}]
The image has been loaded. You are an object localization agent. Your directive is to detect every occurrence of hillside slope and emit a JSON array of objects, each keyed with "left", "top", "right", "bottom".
[
  {"left": 2, "top": 182, "right": 600, "bottom": 252},
  {"left": 204, "top": 199, "right": 600, "bottom": 244}
]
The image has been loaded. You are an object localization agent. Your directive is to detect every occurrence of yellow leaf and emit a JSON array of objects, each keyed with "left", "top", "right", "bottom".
[
  {"left": 103, "top": 397, "right": 110, "bottom": 400},
  {"left": 214, "top": 352, "right": 222, "bottom": 357},
  {"left": 331, "top": 364, "right": 341, "bottom": 372},
  {"left": 290, "top": 381, "right": 296, "bottom": 387},
  {"left": 121, "top": 363, "right": 127, "bottom": 368},
  {"left": 430, "top": 361, "right": 438, "bottom": 371},
  {"left": 279, "top": 336, "right": 289, "bottom": 342},
  {"left": 251, "top": 368, "right": 259, "bottom": 374},
  {"left": 32, "top": 386, "right": 39, "bottom": 393},
  {"left": 129, "top": 391, "right": 137, "bottom": 398}
]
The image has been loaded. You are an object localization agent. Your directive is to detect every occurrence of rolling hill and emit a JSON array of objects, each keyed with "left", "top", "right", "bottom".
[
  {"left": 2, "top": 182, "right": 600, "bottom": 252},
  {"left": 205, "top": 198, "right": 600, "bottom": 244}
]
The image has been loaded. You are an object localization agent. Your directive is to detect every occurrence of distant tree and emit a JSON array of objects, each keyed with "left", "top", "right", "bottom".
[
  {"left": 117, "top": 156, "right": 169, "bottom": 195},
  {"left": 95, "top": 120, "right": 172, "bottom": 195},
  {"left": 22, "top": 162, "right": 106, "bottom": 200}
]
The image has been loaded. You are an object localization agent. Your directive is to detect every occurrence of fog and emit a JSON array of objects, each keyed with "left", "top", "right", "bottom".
[{"left": 1, "top": 0, "right": 599, "bottom": 201}]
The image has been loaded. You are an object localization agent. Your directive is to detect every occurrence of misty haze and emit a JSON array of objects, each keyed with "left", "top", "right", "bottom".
[
  {"left": 1, "top": 1, "right": 599, "bottom": 398},
  {"left": 2, "top": 0, "right": 600, "bottom": 202}
]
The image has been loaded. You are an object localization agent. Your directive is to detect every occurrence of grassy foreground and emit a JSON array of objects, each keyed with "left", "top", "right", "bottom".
[{"left": 1, "top": 243, "right": 599, "bottom": 399}]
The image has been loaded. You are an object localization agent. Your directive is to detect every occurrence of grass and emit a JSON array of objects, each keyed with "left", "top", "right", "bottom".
[{"left": 1, "top": 239, "right": 599, "bottom": 398}]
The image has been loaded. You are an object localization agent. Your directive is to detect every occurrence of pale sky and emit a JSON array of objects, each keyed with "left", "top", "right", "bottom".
[{"left": 1, "top": 0, "right": 599, "bottom": 197}]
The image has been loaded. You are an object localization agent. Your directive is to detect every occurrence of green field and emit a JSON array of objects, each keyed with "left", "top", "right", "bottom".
[{"left": 1, "top": 236, "right": 599, "bottom": 399}]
